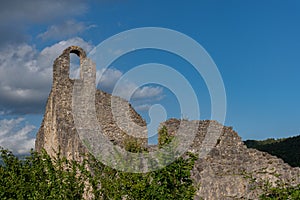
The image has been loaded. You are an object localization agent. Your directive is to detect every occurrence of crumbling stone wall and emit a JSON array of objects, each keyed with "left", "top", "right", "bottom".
[
  {"left": 36, "top": 46, "right": 300, "bottom": 199},
  {"left": 162, "top": 119, "right": 300, "bottom": 199},
  {"left": 35, "top": 46, "right": 147, "bottom": 161}
]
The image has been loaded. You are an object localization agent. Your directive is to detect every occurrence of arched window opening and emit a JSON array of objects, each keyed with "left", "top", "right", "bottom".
[
  {"left": 69, "top": 53, "right": 80, "bottom": 79},
  {"left": 70, "top": 49, "right": 81, "bottom": 57}
]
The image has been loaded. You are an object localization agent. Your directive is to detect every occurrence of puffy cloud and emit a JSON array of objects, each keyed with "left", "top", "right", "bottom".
[
  {"left": 132, "top": 86, "right": 163, "bottom": 100},
  {"left": 0, "top": 0, "right": 88, "bottom": 47},
  {"left": 96, "top": 68, "right": 123, "bottom": 92},
  {"left": 0, "top": 118, "right": 36, "bottom": 154},
  {"left": 0, "top": 0, "right": 91, "bottom": 113},
  {"left": 38, "top": 20, "right": 97, "bottom": 41},
  {"left": 0, "top": 37, "right": 93, "bottom": 114},
  {"left": 39, "top": 37, "right": 93, "bottom": 66},
  {"left": 97, "top": 68, "right": 164, "bottom": 101},
  {"left": 0, "top": 36, "right": 163, "bottom": 114}
]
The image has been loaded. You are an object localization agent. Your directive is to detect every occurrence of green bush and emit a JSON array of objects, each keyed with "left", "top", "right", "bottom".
[
  {"left": 88, "top": 151, "right": 197, "bottom": 199},
  {"left": 0, "top": 148, "right": 87, "bottom": 199},
  {"left": 260, "top": 183, "right": 300, "bottom": 199},
  {"left": 0, "top": 127, "right": 197, "bottom": 200},
  {"left": 89, "top": 128, "right": 197, "bottom": 199}
]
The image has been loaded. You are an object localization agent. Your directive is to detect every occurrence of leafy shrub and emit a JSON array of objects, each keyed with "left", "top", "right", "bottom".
[
  {"left": 88, "top": 151, "right": 197, "bottom": 199},
  {"left": 0, "top": 126, "right": 197, "bottom": 200},
  {"left": 0, "top": 148, "right": 87, "bottom": 199},
  {"left": 260, "top": 183, "right": 300, "bottom": 199}
]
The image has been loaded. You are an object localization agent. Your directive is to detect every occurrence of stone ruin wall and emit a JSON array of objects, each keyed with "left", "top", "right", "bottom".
[
  {"left": 35, "top": 46, "right": 147, "bottom": 161},
  {"left": 36, "top": 46, "right": 300, "bottom": 199},
  {"left": 162, "top": 119, "right": 300, "bottom": 199}
]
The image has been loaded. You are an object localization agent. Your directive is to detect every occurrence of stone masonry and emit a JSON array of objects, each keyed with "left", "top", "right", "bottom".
[
  {"left": 36, "top": 46, "right": 300, "bottom": 199},
  {"left": 162, "top": 119, "right": 300, "bottom": 199},
  {"left": 35, "top": 46, "right": 147, "bottom": 161}
]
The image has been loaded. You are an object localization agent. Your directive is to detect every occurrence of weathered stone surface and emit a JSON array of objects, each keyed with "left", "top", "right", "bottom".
[
  {"left": 162, "top": 119, "right": 300, "bottom": 199},
  {"left": 36, "top": 46, "right": 300, "bottom": 199},
  {"left": 35, "top": 46, "right": 147, "bottom": 161}
]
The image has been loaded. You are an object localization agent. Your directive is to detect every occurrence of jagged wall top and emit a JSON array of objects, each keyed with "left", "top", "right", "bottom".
[{"left": 53, "top": 46, "right": 88, "bottom": 85}]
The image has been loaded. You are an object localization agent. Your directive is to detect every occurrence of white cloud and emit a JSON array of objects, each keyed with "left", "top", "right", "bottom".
[
  {"left": 0, "top": 0, "right": 88, "bottom": 47},
  {"left": 0, "top": 35, "right": 163, "bottom": 114},
  {"left": 133, "top": 104, "right": 152, "bottom": 111},
  {"left": 0, "top": 118, "right": 36, "bottom": 154},
  {"left": 96, "top": 68, "right": 123, "bottom": 91},
  {"left": 40, "top": 37, "right": 93, "bottom": 66},
  {"left": 38, "top": 20, "right": 97, "bottom": 40},
  {"left": 0, "top": 37, "right": 93, "bottom": 113},
  {"left": 97, "top": 68, "right": 164, "bottom": 101},
  {"left": 132, "top": 86, "right": 163, "bottom": 99}
]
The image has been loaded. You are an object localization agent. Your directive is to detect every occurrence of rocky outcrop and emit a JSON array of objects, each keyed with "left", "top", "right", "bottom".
[
  {"left": 162, "top": 118, "right": 300, "bottom": 199},
  {"left": 36, "top": 46, "right": 300, "bottom": 199}
]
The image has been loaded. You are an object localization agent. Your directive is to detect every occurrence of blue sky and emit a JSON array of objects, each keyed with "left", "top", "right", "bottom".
[{"left": 0, "top": 0, "right": 299, "bottom": 154}]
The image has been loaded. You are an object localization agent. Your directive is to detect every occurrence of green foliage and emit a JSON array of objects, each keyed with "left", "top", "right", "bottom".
[
  {"left": 124, "top": 135, "right": 145, "bottom": 153},
  {"left": 88, "top": 152, "right": 197, "bottom": 199},
  {"left": 0, "top": 128, "right": 197, "bottom": 200},
  {"left": 245, "top": 135, "right": 300, "bottom": 199},
  {"left": 90, "top": 126, "right": 197, "bottom": 200},
  {"left": 2, "top": 131, "right": 299, "bottom": 199},
  {"left": 260, "top": 182, "right": 300, "bottom": 199},
  {"left": 244, "top": 135, "right": 300, "bottom": 167},
  {"left": 0, "top": 148, "right": 87, "bottom": 199},
  {"left": 158, "top": 125, "right": 174, "bottom": 147}
]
